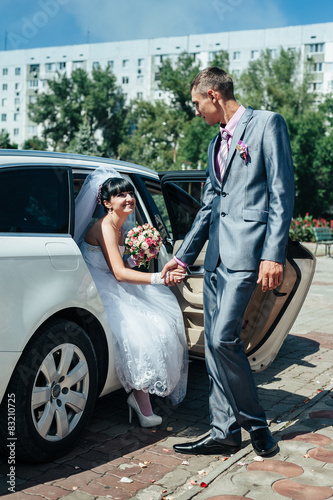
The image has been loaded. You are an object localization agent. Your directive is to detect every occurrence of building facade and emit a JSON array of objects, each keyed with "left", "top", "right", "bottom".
[{"left": 0, "top": 22, "right": 332, "bottom": 147}]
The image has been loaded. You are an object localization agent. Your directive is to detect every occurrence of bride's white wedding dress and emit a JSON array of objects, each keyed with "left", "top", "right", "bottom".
[{"left": 81, "top": 241, "right": 188, "bottom": 405}]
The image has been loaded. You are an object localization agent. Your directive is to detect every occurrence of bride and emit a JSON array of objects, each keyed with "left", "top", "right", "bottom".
[{"left": 74, "top": 166, "right": 188, "bottom": 427}]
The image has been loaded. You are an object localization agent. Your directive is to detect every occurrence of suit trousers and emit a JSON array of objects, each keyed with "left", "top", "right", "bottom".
[{"left": 203, "top": 259, "right": 268, "bottom": 445}]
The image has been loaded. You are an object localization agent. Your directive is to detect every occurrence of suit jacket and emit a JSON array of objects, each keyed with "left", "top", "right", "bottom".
[{"left": 175, "top": 107, "right": 295, "bottom": 272}]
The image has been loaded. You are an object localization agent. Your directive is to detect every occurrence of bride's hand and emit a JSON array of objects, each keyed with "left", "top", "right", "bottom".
[{"left": 167, "top": 268, "right": 186, "bottom": 286}]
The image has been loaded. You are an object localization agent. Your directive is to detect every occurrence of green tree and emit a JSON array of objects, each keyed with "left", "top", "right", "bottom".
[
  {"left": 119, "top": 100, "right": 184, "bottom": 171},
  {"left": 209, "top": 50, "right": 230, "bottom": 73},
  {"left": 159, "top": 52, "right": 201, "bottom": 119},
  {"left": 28, "top": 66, "right": 126, "bottom": 155},
  {"left": 22, "top": 136, "right": 47, "bottom": 150},
  {"left": 0, "top": 130, "right": 18, "bottom": 149},
  {"left": 68, "top": 120, "right": 101, "bottom": 156},
  {"left": 238, "top": 48, "right": 314, "bottom": 117}
]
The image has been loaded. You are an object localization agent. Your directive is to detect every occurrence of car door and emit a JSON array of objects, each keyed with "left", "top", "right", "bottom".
[{"left": 159, "top": 171, "right": 316, "bottom": 371}]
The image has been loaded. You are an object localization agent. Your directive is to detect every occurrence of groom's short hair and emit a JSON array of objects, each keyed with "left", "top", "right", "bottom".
[{"left": 191, "top": 67, "right": 234, "bottom": 100}]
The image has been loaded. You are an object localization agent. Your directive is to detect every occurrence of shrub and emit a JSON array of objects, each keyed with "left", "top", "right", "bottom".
[{"left": 289, "top": 213, "right": 333, "bottom": 242}]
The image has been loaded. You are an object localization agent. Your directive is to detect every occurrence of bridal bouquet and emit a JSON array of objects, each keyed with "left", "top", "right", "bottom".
[{"left": 125, "top": 223, "right": 163, "bottom": 269}]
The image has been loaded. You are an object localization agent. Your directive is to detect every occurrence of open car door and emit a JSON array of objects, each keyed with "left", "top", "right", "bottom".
[{"left": 160, "top": 171, "right": 316, "bottom": 372}]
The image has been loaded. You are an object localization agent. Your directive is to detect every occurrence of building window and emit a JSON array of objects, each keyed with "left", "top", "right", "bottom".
[
  {"left": 14, "top": 113, "right": 19, "bottom": 121},
  {"left": 14, "top": 98, "right": 20, "bottom": 106},
  {"left": 15, "top": 83, "right": 20, "bottom": 90},
  {"left": 15, "top": 67, "right": 21, "bottom": 75},
  {"left": 30, "top": 64, "right": 40, "bottom": 73},
  {"left": 14, "top": 128, "right": 19, "bottom": 136},
  {"left": 137, "top": 92, "right": 143, "bottom": 99},
  {"left": 311, "top": 62, "right": 323, "bottom": 72},
  {"left": 309, "top": 43, "right": 324, "bottom": 53},
  {"left": 1, "top": 114, "right": 7, "bottom": 122},
  {"left": 108, "top": 60, "right": 114, "bottom": 69},
  {"left": 29, "top": 95, "right": 37, "bottom": 104},
  {"left": 2, "top": 84, "right": 8, "bottom": 91},
  {"left": 45, "top": 63, "right": 55, "bottom": 71},
  {"left": 58, "top": 62, "right": 66, "bottom": 70},
  {"left": 137, "top": 75, "right": 144, "bottom": 85},
  {"left": 269, "top": 49, "right": 277, "bottom": 58},
  {"left": 29, "top": 80, "right": 39, "bottom": 88},
  {"left": 154, "top": 72, "right": 160, "bottom": 82},
  {"left": 2, "top": 68, "right": 8, "bottom": 76},
  {"left": 233, "top": 51, "right": 240, "bottom": 60},
  {"left": 92, "top": 61, "right": 100, "bottom": 70},
  {"left": 122, "top": 59, "right": 129, "bottom": 68},
  {"left": 28, "top": 126, "right": 38, "bottom": 135},
  {"left": 1, "top": 98, "right": 7, "bottom": 106},
  {"left": 138, "top": 58, "right": 144, "bottom": 67},
  {"left": 72, "top": 60, "right": 84, "bottom": 70},
  {"left": 251, "top": 50, "right": 259, "bottom": 60},
  {"left": 122, "top": 76, "right": 129, "bottom": 84}
]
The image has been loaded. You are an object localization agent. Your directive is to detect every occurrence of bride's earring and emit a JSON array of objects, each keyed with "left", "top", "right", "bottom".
[{"left": 108, "top": 207, "right": 113, "bottom": 213}]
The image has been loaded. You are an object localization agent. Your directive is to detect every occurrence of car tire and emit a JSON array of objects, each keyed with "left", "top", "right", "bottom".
[{"left": 0, "top": 318, "right": 98, "bottom": 462}]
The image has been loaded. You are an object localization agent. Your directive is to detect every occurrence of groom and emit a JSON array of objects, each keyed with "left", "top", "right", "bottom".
[{"left": 162, "top": 67, "right": 294, "bottom": 456}]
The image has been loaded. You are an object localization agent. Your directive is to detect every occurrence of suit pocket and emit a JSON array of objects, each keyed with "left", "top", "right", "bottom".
[{"left": 243, "top": 209, "right": 269, "bottom": 223}]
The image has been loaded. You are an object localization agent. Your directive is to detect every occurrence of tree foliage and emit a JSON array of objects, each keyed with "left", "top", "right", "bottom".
[
  {"left": 0, "top": 130, "right": 17, "bottom": 149},
  {"left": 28, "top": 66, "right": 126, "bottom": 156},
  {"left": 238, "top": 48, "right": 314, "bottom": 117},
  {"left": 159, "top": 52, "right": 200, "bottom": 119},
  {"left": 119, "top": 100, "right": 185, "bottom": 171}
]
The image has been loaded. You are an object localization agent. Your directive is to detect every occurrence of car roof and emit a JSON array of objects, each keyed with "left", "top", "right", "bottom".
[{"left": 0, "top": 149, "right": 159, "bottom": 180}]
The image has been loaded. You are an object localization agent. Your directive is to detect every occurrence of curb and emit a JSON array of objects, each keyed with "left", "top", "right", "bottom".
[{"left": 164, "top": 382, "right": 333, "bottom": 500}]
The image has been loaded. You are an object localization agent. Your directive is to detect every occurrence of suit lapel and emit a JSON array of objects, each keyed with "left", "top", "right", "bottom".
[{"left": 223, "top": 106, "right": 254, "bottom": 183}]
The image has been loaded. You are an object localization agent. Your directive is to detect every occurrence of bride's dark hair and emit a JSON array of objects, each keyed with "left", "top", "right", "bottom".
[{"left": 100, "top": 177, "right": 134, "bottom": 212}]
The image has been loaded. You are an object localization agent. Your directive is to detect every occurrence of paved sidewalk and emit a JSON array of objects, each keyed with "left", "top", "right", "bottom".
[{"left": 1, "top": 249, "right": 332, "bottom": 500}]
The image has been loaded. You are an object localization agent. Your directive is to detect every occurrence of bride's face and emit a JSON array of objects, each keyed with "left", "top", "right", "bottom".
[{"left": 109, "top": 190, "right": 136, "bottom": 216}]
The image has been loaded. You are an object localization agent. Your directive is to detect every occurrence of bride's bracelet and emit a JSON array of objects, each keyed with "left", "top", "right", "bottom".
[{"left": 151, "top": 271, "right": 169, "bottom": 285}]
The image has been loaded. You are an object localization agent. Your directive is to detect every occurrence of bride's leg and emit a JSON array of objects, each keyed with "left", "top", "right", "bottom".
[{"left": 132, "top": 389, "right": 153, "bottom": 416}]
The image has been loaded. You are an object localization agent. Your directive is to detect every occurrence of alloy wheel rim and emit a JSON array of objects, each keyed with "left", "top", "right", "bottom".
[{"left": 31, "top": 343, "right": 89, "bottom": 441}]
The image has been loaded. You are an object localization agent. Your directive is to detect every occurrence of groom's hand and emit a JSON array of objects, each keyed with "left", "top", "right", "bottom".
[
  {"left": 257, "top": 260, "right": 283, "bottom": 292},
  {"left": 161, "top": 258, "right": 180, "bottom": 286}
]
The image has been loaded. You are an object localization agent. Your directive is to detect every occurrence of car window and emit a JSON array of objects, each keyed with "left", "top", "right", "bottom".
[
  {"left": 0, "top": 167, "right": 71, "bottom": 234},
  {"left": 160, "top": 177, "right": 205, "bottom": 241}
]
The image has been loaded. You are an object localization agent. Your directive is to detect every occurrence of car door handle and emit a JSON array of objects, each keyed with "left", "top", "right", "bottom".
[{"left": 187, "top": 265, "right": 204, "bottom": 275}]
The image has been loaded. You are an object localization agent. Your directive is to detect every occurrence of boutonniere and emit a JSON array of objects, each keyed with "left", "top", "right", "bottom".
[{"left": 236, "top": 140, "right": 248, "bottom": 163}]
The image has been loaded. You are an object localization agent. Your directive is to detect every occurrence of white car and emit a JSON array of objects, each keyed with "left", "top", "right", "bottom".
[{"left": 0, "top": 150, "right": 315, "bottom": 462}]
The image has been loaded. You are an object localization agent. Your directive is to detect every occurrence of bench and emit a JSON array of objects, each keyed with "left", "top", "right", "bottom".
[{"left": 313, "top": 227, "right": 333, "bottom": 256}]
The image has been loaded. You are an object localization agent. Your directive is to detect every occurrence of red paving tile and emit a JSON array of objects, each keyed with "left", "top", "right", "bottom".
[
  {"left": 273, "top": 478, "right": 333, "bottom": 500},
  {"left": 21, "top": 484, "right": 68, "bottom": 500},
  {"left": 282, "top": 431, "right": 332, "bottom": 446},
  {"left": 307, "top": 447, "right": 333, "bottom": 463},
  {"left": 52, "top": 470, "right": 101, "bottom": 490},
  {"left": 292, "top": 332, "right": 333, "bottom": 349},
  {"left": 247, "top": 459, "right": 303, "bottom": 477},
  {"left": 206, "top": 497, "right": 253, "bottom": 500}
]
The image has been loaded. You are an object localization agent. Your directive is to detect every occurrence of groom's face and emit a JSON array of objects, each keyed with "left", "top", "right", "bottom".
[{"left": 191, "top": 89, "right": 220, "bottom": 126}]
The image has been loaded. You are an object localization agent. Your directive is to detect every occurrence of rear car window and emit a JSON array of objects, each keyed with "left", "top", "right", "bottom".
[{"left": 0, "top": 166, "right": 71, "bottom": 234}]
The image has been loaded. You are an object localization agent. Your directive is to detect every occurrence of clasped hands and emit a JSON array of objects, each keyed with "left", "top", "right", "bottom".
[{"left": 161, "top": 259, "right": 186, "bottom": 286}]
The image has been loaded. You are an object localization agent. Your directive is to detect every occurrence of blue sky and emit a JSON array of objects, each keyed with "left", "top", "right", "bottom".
[{"left": 1, "top": 0, "right": 333, "bottom": 51}]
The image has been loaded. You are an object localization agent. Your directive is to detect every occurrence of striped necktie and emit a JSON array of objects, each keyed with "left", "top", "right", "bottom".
[{"left": 216, "top": 130, "right": 230, "bottom": 182}]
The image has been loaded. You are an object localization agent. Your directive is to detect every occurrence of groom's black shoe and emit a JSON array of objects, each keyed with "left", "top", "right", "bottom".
[
  {"left": 173, "top": 435, "right": 241, "bottom": 455},
  {"left": 250, "top": 428, "right": 278, "bottom": 456}
]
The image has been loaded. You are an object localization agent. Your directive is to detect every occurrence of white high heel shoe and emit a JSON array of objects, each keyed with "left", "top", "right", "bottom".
[{"left": 127, "top": 392, "right": 162, "bottom": 428}]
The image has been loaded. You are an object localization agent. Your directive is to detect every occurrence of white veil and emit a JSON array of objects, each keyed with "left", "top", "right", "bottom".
[{"left": 74, "top": 165, "right": 135, "bottom": 246}]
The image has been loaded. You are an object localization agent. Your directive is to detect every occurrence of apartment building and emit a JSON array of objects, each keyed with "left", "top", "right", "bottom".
[{"left": 0, "top": 22, "right": 332, "bottom": 147}]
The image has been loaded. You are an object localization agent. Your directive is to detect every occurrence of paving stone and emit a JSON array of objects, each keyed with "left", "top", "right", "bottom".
[
  {"left": 21, "top": 484, "right": 69, "bottom": 500},
  {"left": 52, "top": 470, "right": 101, "bottom": 491},
  {"left": 308, "top": 447, "right": 333, "bottom": 463},
  {"left": 273, "top": 478, "right": 333, "bottom": 500},
  {"left": 59, "top": 493, "right": 94, "bottom": 500},
  {"left": 247, "top": 459, "right": 303, "bottom": 477}
]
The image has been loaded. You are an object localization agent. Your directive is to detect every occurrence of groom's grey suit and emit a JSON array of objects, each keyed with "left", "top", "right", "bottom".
[{"left": 175, "top": 106, "right": 294, "bottom": 445}]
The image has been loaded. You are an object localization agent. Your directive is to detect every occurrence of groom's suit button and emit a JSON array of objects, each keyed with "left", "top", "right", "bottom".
[{"left": 221, "top": 212, "right": 226, "bottom": 217}]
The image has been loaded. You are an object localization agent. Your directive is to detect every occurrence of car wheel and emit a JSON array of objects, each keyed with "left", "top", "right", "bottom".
[{"left": 0, "top": 318, "right": 98, "bottom": 462}]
